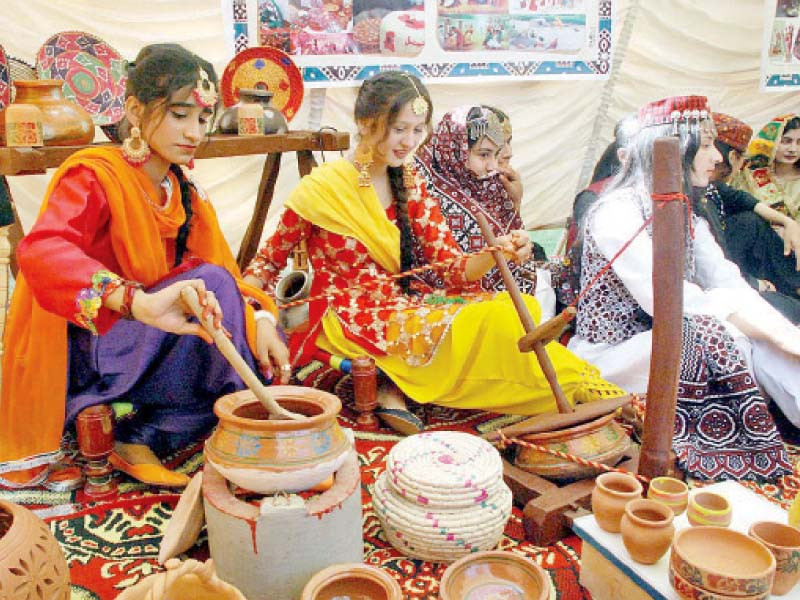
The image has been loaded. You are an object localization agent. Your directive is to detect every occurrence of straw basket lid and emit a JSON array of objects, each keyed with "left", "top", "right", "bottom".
[
  {"left": 386, "top": 431, "right": 503, "bottom": 508},
  {"left": 372, "top": 471, "right": 511, "bottom": 563}
]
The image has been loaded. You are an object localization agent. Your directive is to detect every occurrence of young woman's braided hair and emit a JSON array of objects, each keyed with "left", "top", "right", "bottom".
[
  {"left": 354, "top": 71, "right": 433, "bottom": 293},
  {"left": 123, "top": 44, "right": 219, "bottom": 266}
]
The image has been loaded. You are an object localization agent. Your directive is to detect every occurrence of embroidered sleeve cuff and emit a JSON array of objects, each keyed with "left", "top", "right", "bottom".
[{"left": 74, "top": 269, "right": 123, "bottom": 335}]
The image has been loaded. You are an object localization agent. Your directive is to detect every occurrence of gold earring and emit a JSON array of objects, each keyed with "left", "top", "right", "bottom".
[
  {"left": 121, "top": 126, "right": 150, "bottom": 166},
  {"left": 354, "top": 143, "right": 372, "bottom": 187},
  {"left": 403, "top": 158, "right": 416, "bottom": 190}
]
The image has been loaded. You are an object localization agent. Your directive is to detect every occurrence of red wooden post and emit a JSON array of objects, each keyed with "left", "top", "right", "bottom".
[{"left": 638, "top": 137, "right": 684, "bottom": 481}]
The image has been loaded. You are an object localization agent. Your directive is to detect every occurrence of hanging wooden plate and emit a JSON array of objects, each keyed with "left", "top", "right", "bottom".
[
  {"left": 0, "top": 45, "right": 10, "bottom": 109},
  {"left": 221, "top": 46, "right": 303, "bottom": 122},
  {"left": 36, "top": 31, "right": 127, "bottom": 126}
]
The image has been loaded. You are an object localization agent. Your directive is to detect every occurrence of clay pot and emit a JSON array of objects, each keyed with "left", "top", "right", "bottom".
[
  {"left": 205, "top": 386, "right": 351, "bottom": 494},
  {"left": 301, "top": 563, "right": 402, "bottom": 600},
  {"left": 670, "top": 526, "right": 775, "bottom": 597},
  {"left": 647, "top": 476, "right": 689, "bottom": 515},
  {"left": 438, "top": 550, "right": 551, "bottom": 600},
  {"left": 515, "top": 412, "right": 630, "bottom": 482},
  {"left": 620, "top": 498, "right": 674, "bottom": 564},
  {"left": 216, "top": 88, "right": 287, "bottom": 135},
  {"left": 591, "top": 471, "right": 643, "bottom": 533},
  {"left": 668, "top": 561, "right": 770, "bottom": 600},
  {"left": 748, "top": 521, "right": 800, "bottom": 596},
  {"left": 0, "top": 80, "right": 94, "bottom": 146},
  {"left": 0, "top": 500, "right": 71, "bottom": 599},
  {"left": 687, "top": 491, "right": 732, "bottom": 528}
]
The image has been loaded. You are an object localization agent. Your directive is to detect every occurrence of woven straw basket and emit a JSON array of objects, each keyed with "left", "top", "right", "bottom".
[{"left": 373, "top": 431, "right": 512, "bottom": 562}]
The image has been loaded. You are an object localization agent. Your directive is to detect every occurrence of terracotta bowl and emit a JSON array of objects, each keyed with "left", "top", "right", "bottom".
[
  {"left": 647, "top": 476, "right": 689, "bottom": 516},
  {"left": 205, "top": 387, "right": 351, "bottom": 494},
  {"left": 438, "top": 550, "right": 552, "bottom": 600},
  {"left": 748, "top": 520, "right": 800, "bottom": 596},
  {"left": 670, "top": 526, "right": 775, "bottom": 597},
  {"left": 687, "top": 490, "right": 732, "bottom": 528},
  {"left": 301, "top": 563, "right": 402, "bottom": 600},
  {"left": 669, "top": 561, "right": 770, "bottom": 600},
  {"left": 515, "top": 413, "right": 631, "bottom": 482}
]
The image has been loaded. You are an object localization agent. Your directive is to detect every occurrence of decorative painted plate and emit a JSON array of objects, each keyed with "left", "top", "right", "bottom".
[
  {"left": 0, "top": 45, "right": 10, "bottom": 109},
  {"left": 35, "top": 31, "right": 127, "bottom": 126},
  {"left": 221, "top": 46, "right": 303, "bottom": 122}
]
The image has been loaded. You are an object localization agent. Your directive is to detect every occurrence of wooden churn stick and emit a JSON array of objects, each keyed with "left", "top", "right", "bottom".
[
  {"left": 637, "top": 137, "right": 684, "bottom": 481},
  {"left": 475, "top": 213, "right": 573, "bottom": 415}
]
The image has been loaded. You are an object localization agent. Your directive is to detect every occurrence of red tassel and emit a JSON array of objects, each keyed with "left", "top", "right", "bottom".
[{"left": 187, "top": 159, "right": 195, "bottom": 170}]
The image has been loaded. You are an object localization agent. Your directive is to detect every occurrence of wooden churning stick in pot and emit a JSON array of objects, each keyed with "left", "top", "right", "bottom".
[{"left": 475, "top": 214, "right": 632, "bottom": 442}]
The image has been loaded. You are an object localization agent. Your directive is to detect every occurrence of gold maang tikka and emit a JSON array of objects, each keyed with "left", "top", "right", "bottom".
[
  {"left": 193, "top": 68, "right": 218, "bottom": 108},
  {"left": 400, "top": 73, "right": 428, "bottom": 116}
]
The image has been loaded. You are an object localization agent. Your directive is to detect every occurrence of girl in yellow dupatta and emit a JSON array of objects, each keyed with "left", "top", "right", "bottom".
[
  {"left": 245, "top": 71, "right": 624, "bottom": 435},
  {"left": 0, "top": 45, "right": 288, "bottom": 489}
]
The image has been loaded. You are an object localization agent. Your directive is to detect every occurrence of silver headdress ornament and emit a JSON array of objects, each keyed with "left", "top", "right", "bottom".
[{"left": 467, "top": 109, "right": 505, "bottom": 148}]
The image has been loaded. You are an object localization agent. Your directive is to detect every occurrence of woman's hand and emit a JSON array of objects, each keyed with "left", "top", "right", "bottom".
[
  {"left": 497, "top": 230, "right": 532, "bottom": 264},
  {"left": 758, "top": 279, "right": 777, "bottom": 292},
  {"left": 499, "top": 165, "right": 523, "bottom": 211},
  {"left": 256, "top": 317, "right": 292, "bottom": 384},
  {"left": 779, "top": 221, "right": 800, "bottom": 270},
  {"left": 131, "top": 279, "right": 221, "bottom": 344}
]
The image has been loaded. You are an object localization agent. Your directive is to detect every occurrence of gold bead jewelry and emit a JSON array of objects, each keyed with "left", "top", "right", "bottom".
[
  {"left": 193, "top": 68, "right": 218, "bottom": 108},
  {"left": 354, "top": 143, "right": 373, "bottom": 187},
  {"left": 121, "top": 126, "right": 151, "bottom": 166}
]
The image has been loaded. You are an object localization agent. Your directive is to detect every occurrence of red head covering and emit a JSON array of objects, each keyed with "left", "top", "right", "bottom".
[
  {"left": 638, "top": 95, "right": 711, "bottom": 128},
  {"left": 712, "top": 112, "right": 752, "bottom": 153}
]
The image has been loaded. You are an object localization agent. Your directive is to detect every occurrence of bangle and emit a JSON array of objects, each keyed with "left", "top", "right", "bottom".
[
  {"left": 254, "top": 309, "right": 277, "bottom": 326},
  {"left": 119, "top": 281, "right": 144, "bottom": 320},
  {"left": 245, "top": 296, "right": 262, "bottom": 310}
]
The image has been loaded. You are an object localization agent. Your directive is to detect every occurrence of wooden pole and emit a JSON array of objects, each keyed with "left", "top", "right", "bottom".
[
  {"left": 475, "top": 213, "right": 573, "bottom": 415},
  {"left": 637, "top": 137, "right": 684, "bottom": 481}
]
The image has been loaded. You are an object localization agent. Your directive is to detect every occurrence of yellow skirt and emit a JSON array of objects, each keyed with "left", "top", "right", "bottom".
[{"left": 317, "top": 292, "right": 623, "bottom": 415}]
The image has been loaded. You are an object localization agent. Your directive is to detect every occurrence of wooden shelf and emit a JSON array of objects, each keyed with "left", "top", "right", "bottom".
[{"left": 0, "top": 130, "right": 350, "bottom": 175}]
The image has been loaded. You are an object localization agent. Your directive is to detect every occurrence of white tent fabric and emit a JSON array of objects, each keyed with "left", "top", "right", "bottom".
[{"left": 1, "top": 0, "right": 798, "bottom": 255}]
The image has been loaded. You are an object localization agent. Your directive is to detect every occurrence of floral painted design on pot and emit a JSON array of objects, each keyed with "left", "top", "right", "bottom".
[
  {"left": 590, "top": 471, "right": 643, "bottom": 533},
  {"left": 205, "top": 386, "right": 352, "bottom": 494},
  {"left": 0, "top": 500, "right": 71, "bottom": 599},
  {"left": 647, "top": 476, "right": 689, "bottom": 516},
  {"left": 687, "top": 490, "right": 732, "bottom": 528},
  {"left": 620, "top": 498, "right": 675, "bottom": 564},
  {"left": 748, "top": 520, "right": 800, "bottom": 596}
]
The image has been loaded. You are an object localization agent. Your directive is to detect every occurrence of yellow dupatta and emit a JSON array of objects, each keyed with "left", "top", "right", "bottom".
[
  {"left": 284, "top": 159, "right": 401, "bottom": 273},
  {"left": 0, "top": 147, "right": 273, "bottom": 485}
]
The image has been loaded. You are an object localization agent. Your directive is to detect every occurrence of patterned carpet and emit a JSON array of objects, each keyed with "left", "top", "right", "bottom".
[{"left": 0, "top": 361, "right": 797, "bottom": 599}]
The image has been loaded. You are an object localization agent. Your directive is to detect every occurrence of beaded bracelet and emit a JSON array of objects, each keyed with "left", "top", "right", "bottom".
[{"left": 119, "top": 281, "right": 144, "bottom": 320}]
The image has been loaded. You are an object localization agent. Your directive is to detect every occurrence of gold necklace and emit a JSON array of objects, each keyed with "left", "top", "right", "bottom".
[{"left": 136, "top": 175, "right": 173, "bottom": 212}]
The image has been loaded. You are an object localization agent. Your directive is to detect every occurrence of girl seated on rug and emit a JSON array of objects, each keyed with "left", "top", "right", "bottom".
[
  {"left": 244, "top": 71, "right": 624, "bottom": 436},
  {"left": 414, "top": 104, "right": 552, "bottom": 317},
  {"left": 568, "top": 95, "right": 799, "bottom": 481},
  {"left": 0, "top": 44, "right": 290, "bottom": 489}
]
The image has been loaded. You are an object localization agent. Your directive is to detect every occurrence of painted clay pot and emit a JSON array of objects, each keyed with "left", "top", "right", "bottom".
[
  {"left": 591, "top": 471, "right": 643, "bottom": 533},
  {"left": 647, "top": 476, "right": 689, "bottom": 516},
  {"left": 687, "top": 491, "right": 732, "bottom": 528},
  {"left": 671, "top": 526, "right": 775, "bottom": 597},
  {"left": 0, "top": 500, "right": 71, "bottom": 599},
  {"left": 668, "top": 561, "right": 770, "bottom": 600},
  {"left": 0, "top": 80, "right": 94, "bottom": 146},
  {"left": 620, "top": 498, "right": 674, "bottom": 564},
  {"left": 748, "top": 521, "right": 800, "bottom": 596},
  {"left": 205, "top": 386, "right": 352, "bottom": 494},
  {"left": 301, "top": 563, "right": 402, "bottom": 600},
  {"left": 515, "top": 413, "right": 631, "bottom": 482},
  {"left": 438, "top": 550, "right": 552, "bottom": 600},
  {"left": 216, "top": 88, "right": 288, "bottom": 135}
]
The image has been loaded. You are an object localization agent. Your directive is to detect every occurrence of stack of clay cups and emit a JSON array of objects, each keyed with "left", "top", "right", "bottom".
[{"left": 372, "top": 431, "right": 512, "bottom": 563}]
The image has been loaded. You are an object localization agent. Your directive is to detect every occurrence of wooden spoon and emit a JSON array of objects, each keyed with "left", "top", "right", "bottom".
[{"left": 180, "top": 286, "right": 302, "bottom": 420}]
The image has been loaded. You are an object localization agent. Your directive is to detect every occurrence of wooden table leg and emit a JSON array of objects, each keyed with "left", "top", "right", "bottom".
[{"left": 236, "top": 152, "right": 282, "bottom": 270}]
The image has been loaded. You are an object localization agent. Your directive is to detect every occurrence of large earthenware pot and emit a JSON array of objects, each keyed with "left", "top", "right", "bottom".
[
  {"left": 620, "top": 498, "right": 674, "bottom": 565},
  {"left": 0, "top": 80, "right": 94, "bottom": 146},
  {"left": 590, "top": 471, "right": 642, "bottom": 533},
  {"left": 514, "top": 413, "right": 630, "bottom": 482},
  {"left": 205, "top": 386, "right": 352, "bottom": 494},
  {"left": 0, "top": 500, "right": 71, "bottom": 599}
]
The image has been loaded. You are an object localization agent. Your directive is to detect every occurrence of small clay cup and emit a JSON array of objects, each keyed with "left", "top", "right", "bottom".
[
  {"left": 301, "top": 563, "right": 402, "bottom": 600},
  {"left": 647, "top": 476, "right": 689, "bottom": 516},
  {"left": 620, "top": 498, "right": 675, "bottom": 564},
  {"left": 687, "top": 490, "right": 732, "bottom": 528},
  {"left": 591, "top": 471, "right": 643, "bottom": 533},
  {"left": 748, "top": 521, "right": 800, "bottom": 596}
]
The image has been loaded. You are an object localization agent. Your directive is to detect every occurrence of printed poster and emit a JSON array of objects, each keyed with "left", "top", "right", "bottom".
[
  {"left": 225, "top": 0, "right": 613, "bottom": 85},
  {"left": 761, "top": 0, "right": 800, "bottom": 90}
]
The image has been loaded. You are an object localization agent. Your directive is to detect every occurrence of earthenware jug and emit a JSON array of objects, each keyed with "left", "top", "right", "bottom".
[
  {"left": 0, "top": 80, "right": 94, "bottom": 146},
  {"left": 0, "top": 499, "right": 71, "bottom": 599},
  {"left": 591, "top": 471, "right": 643, "bottom": 533},
  {"left": 620, "top": 498, "right": 674, "bottom": 564},
  {"left": 216, "top": 88, "right": 287, "bottom": 135}
]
